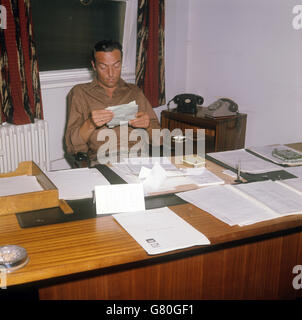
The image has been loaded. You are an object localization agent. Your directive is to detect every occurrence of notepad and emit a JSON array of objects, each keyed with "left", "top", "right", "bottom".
[{"left": 113, "top": 207, "right": 210, "bottom": 255}]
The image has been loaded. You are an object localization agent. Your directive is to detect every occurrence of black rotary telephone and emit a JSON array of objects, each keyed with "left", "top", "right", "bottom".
[{"left": 167, "top": 94, "right": 204, "bottom": 114}]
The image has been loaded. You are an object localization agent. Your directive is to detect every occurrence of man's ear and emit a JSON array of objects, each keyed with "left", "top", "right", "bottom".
[{"left": 91, "top": 60, "right": 96, "bottom": 70}]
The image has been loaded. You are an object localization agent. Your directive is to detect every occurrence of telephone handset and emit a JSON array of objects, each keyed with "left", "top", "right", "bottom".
[
  {"left": 167, "top": 94, "right": 204, "bottom": 114},
  {"left": 204, "top": 98, "right": 239, "bottom": 118}
]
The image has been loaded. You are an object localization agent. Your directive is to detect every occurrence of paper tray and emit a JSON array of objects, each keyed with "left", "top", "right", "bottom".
[{"left": 0, "top": 161, "right": 60, "bottom": 216}]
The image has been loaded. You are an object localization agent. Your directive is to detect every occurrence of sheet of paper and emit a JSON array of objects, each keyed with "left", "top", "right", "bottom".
[
  {"left": 284, "top": 166, "right": 302, "bottom": 178},
  {"left": 207, "top": 149, "right": 281, "bottom": 174},
  {"left": 180, "top": 167, "right": 224, "bottom": 186},
  {"left": 233, "top": 180, "right": 302, "bottom": 216},
  {"left": 177, "top": 184, "right": 278, "bottom": 226},
  {"left": 142, "top": 162, "right": 167, "bottom": 193},
  {"left": 95, "top": 183, "right": 145, "bottom": 214},
  {"left": 0, "top": 175, "right": 43, "bottom": 196},
  {"left": 113, "top": 207, "right": 210, "bottom": 255},
  {"left": 222, "top": 169, "right": 237, "bottom": 178},
  {"left": 248, "top": 144, "right": 302, "bottom": 166},
  {"left": 46, "top": 168, "right": 110, "bottom": 200},
  {"left": 106, "top": 100, "right": 138, "bottom": 128},
  {"left": 276, "top": 177, "right": 302, "bottom": 195}
]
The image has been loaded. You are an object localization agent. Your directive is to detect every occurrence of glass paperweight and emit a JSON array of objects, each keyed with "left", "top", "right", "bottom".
[{"left": 0, "top": 245, "right": 29, "bottom": 272}]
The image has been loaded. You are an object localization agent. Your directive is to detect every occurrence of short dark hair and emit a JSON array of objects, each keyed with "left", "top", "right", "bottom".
[{"left": 91, "top": 40, "right": 123, "bottom": 62}]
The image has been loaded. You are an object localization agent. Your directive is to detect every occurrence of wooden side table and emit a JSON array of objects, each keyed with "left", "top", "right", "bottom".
[{"left": 161, "top": 108, "right": 247, "bottom": 153}]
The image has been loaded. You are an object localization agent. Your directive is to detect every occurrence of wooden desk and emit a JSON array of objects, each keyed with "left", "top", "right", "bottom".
[
  {"left": 1, "top": 156, "right": 302, "bottom": 300},
  {"left": 161, "top": 108, "right": 247, "bottom": 153}
]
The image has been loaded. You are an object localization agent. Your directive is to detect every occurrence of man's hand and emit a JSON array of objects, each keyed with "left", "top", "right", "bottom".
[
  {"left": 90, "top": 109, "right": 114, "bottom": 127},
  {"left": 129, "top": 112, "right": 150, "bottom": 129}
]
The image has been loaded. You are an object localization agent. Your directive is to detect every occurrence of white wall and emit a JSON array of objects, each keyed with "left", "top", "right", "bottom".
[
  {"left": 154, "top": 0, "right": 190, "bottom": 118},
  {"left": 186, "top": 0, "right": 302, "bottom": 147},
  {"left": 41, "top": 84, "right": 74, "bottom": 170},
  {"left": 165, "top": 0, "right": 190, "bottom": 100}
]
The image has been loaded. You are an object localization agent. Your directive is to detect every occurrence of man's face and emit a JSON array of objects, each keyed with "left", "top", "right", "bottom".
[{"left": 92, "top": 49, "right": 122, "bottom": 89}]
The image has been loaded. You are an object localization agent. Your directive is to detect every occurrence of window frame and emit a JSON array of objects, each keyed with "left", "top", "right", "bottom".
[{"left": 39, "top": 0, "right": 137, "bottom": 89}]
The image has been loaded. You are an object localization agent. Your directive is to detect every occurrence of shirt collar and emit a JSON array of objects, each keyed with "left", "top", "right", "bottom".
[{"left": 89, "top": 77, "right": 129, "bottom": 92}]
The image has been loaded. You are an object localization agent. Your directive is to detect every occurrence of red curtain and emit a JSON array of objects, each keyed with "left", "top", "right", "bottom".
[
  {"left": 0, "top": 0, "right": 43, "bottom": 124},
  {"left": 136, "top": 0, "right": 165, "bottom": 107}
]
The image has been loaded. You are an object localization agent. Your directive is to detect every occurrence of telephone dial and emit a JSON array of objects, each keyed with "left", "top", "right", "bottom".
[
  {"left": 167, "top": 94, "right": 204, "bottom": 114},
  {"left": 204, "top": 98, "right": 239, "bottom": 118}
]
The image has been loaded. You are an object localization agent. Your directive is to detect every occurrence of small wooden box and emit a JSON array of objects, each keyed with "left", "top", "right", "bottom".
[{"left": 0, "top": 161, "right": 59, "bottom": 216}]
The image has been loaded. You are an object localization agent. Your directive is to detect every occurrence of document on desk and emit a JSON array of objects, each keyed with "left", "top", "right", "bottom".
[
  {"left": 233, "top": 180, "right": 302, "bottom": 217},
  {"left": 177, "top": 180, "right": 302, "bottom": 226},
  {"left": 0, "top": 175, "right": 43, "bottom": 196},
  {"left": 207, "top": 149, "right": 281, "bottom": 174},
  {"left": 180, "top": 167, "right": 224, "bottom": 186},
  {"left": 177, "top": 184, "right": 278, "bottom": 226},
  {"left": 46, "top": 168, "right": 110, "bottom": 200},
  {"left": 113, "top": 207, "right": 210, "bottom": 255},
  {"left": 106, "top": 100, "right": 138, "bottom": 128}
]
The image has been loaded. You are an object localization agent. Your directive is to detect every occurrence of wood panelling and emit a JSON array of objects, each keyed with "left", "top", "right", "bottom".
[{"left": 39, "top": 232, "right": 302, "bottom": 300}]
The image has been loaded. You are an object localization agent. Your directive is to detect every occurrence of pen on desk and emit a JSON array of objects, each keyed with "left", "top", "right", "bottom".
[
  {"left": 235, "top": 160, "right": 242, "bottom": 183},
  {"left": 92, "top": 190, "right": 96, "bottom": 205}
]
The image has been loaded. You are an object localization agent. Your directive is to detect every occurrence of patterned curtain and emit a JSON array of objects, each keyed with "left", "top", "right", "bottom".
[
  {"left": 136, "top": 0, "right": 165, "bottom": 107},
  {"left": 0, "top": 0, "right": 43, "bottom": 124}
]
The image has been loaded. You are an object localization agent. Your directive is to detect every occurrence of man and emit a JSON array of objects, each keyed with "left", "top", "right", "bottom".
[{"left": 65, "top": 40, "right": 161, "bottom": 162}]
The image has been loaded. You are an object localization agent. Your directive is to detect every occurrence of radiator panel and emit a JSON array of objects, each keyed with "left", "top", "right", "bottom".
[{"left": 0, "top": 120, "right": 50, "bottom": 173}]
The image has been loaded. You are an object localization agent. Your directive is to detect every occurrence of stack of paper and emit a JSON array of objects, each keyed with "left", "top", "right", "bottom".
[
  {"left": 207, "top": 149, "right": 281, "bottom": 174},
  {"left": 46, "top": 167, "right": 110, "bottom": 200},
  {"left": 113, "top": 207, "right": 210, "bottom": 255},
  {"left": 0, "top": 175, "right": 43, "bottom": 196},
  {"left": 177, "top": 180, "right": 302, "bottom": 226}
]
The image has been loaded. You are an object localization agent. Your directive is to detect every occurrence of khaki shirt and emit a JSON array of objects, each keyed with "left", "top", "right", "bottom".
[{"left": 65, "top": 78, "right": 161, "bottom": 159}]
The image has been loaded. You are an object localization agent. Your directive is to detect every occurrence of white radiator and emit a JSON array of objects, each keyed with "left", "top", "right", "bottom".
[{"left": 0, "top": 119, "right": 50, "bottom": 173}]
